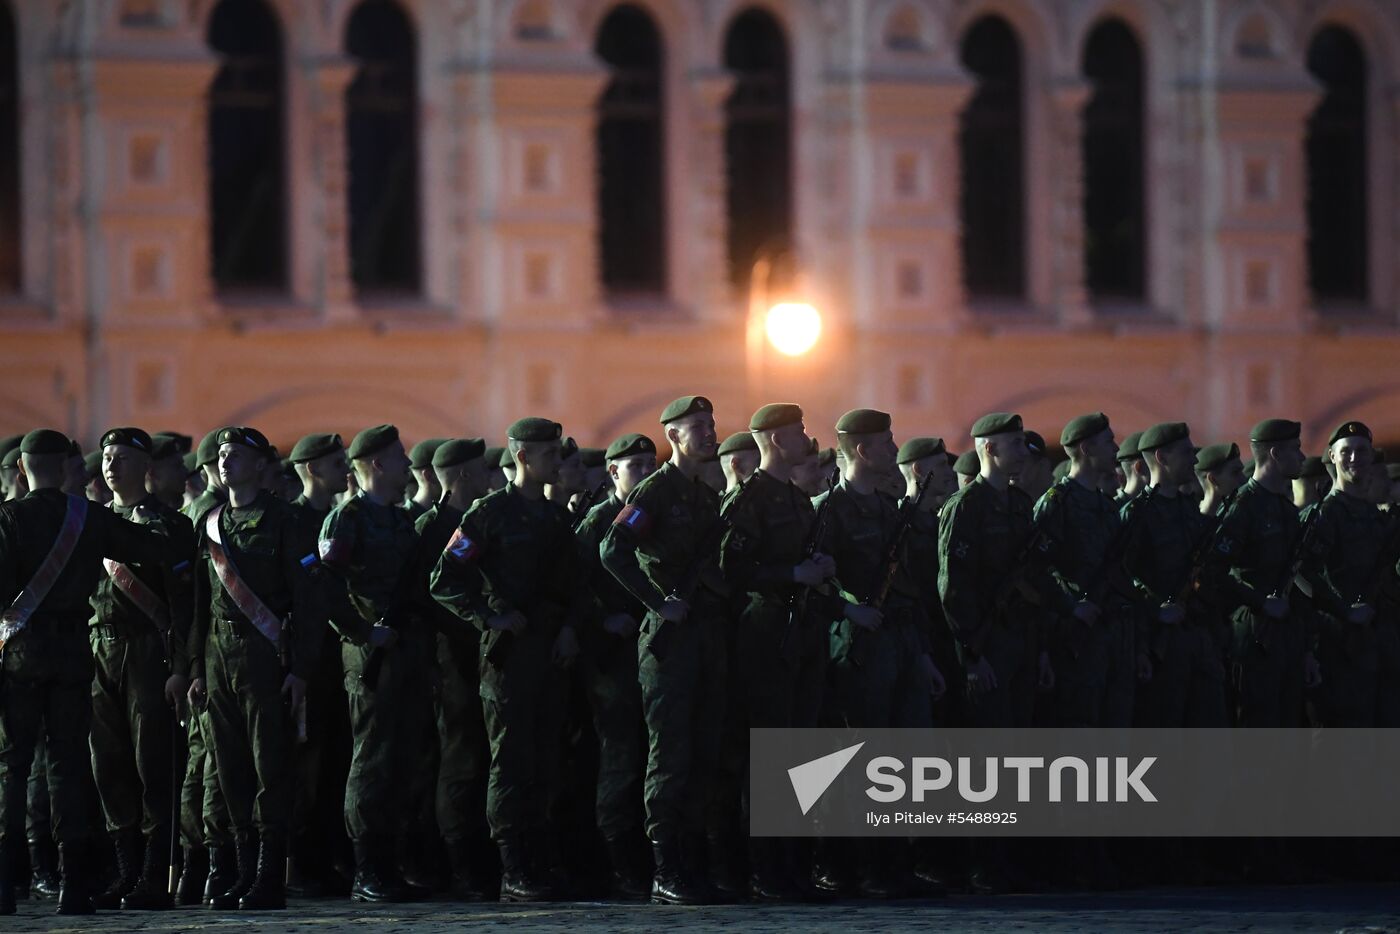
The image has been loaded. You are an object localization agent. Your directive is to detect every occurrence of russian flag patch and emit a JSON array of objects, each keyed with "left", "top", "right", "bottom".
[
  {"left": 613, "top": 504, "right": 651, "bottom": 537},
  {"left": 444, "top": 529, "right": 481, "bottom": 564}
]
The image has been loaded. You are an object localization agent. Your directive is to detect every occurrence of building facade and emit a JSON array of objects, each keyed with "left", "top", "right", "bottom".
[{"left": 1, "top": 0, "right": 1398, "bottom": 454}]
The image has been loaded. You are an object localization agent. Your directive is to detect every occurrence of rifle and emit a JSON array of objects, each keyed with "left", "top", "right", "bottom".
[
  {"left": 647, "top": 486, "right": 739, "bottom": 663},
  {"left": 781, "top": 466, "right": 841, "bottom": 652},
  {"left": 869, "top": 472, "right": 933, "bottom": 611},
  {"left": 571, "top": 481, "right": 610, "bottom": 532}
]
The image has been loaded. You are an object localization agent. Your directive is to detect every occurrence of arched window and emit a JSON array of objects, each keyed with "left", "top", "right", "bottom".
[
  {"left": 958, "top": 16, "right": 1024, "bottom": 300},
  {"left": 345, "top": 0, "right": 419, "bottom": 294},
  {"left": 723, "top": 8, "right": 791, "bottom": 291},
  {"left": 207, "top": 0, "right": 286, "bottom": 292},
  {"left": 595, "top": 5, "right": 666, "bottom": 297},
  {"left": 0, "top": 1, "right": 19, "bottom": 293},
  {"left": 1082, "top": 19, "right": 1145, "bottom": 302},
  {"left": 1305, "top": 25, "right": 1368, "bottom": 305}
]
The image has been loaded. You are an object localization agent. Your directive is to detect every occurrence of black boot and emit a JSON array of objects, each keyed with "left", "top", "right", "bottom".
[
  {"left": 203, "top": 844, "right": 235, "bottom": 906},
  {"left": 29, "top": 835, "right": 60, "bottom": 900},
  {"left": 95, "top": 829, "right": 142, "bottom": 909},
  {"left": 1, "top": 837, "right": 16, "bottom": 916},
  {"left": 747, "top": 839, "right": 799, "bottom": 902},
  {"left": 446, "top": 837, "right": 496, "bottom": 901},
  {"left": 208, "top": 834, "right": 256, "bottom": 909},
  {"left": 649, "top": 838, "right": 707, "bottom": 905},
  {"left": 350, "top": 838, "right": 406, "bottom": 903},
  {"left": 56, "top": 842, "right": 95, "bottom": 915},
  {"left": 176, "top": 846, "right": 208, "bottom": 906},
  {"left": 497, "top": 836, "right": 557, "bottom": 902},
  {"left": 238, "top": 834, "right": 285, "bottom": 910},
  {"left": 604, "top": 833, "right": 651, "bottom": 901},
  {"left": 121, "top": 832, "right": 173, "bottom": 910}
]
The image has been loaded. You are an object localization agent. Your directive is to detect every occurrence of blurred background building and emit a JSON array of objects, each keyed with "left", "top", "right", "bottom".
[{"left": 1, "top": 0, "right": 1398, "bottom": 453}]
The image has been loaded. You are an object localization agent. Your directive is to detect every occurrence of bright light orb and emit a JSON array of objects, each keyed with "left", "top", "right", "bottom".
[{"left": 765, "top": 302, "right": 822, "bottom": 356}]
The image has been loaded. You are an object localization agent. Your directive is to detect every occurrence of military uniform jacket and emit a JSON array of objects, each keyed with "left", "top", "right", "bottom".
[
  {"left": 89, "top": 495, "right": 195, "bottom": 674},
  {"left": 411, "top": 502, "right": 473, "bottom": 638},
  {"left": 1118, "top": 487, "right": 1209, "bottom": 615},
  {"left": 721, "top": 469, "right": 843, "bottom": 617},
  {"left": 813, "top": 482, "right": 921, "bottom": 611},
  {"left": 1033, "top": 476, "right": 1127, "bottom": 616},
  {"left": 903, "top": 505, "right": 941, "bottom": 612},
  {"left": 0, "top": 488, "right": 170, "bottom": 626},
  {"left": 1199, "top": 478, "right": 1301, "bottom": 615},
  {"left": 190, "top": 490, "right": 319, "bottom": 682},
  {"left": 183, "top": 488, "right": 226, "bottom": 529},
  {"left": 937, "top": 476, "right": 1052, "bottom": 660},
  {"left": 601, "top": 461, "right": 726, "bottom": 614},
  {"left": 318, "top": 494, "right": 419, "bottom": 632},
  {"left": 1299, "top": 489, "right": 1398, "bottom": 624},
  {"left": 430, "top": 484, "right": 586, "bottom": 635}
]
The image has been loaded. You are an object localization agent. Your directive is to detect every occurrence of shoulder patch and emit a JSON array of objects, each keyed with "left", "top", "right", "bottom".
[
  {"left": 443, "top": 528, "right": 481, "bottom": 564},
  {"left": 614, "top": 503, "right": 652, "bottom": 537}
]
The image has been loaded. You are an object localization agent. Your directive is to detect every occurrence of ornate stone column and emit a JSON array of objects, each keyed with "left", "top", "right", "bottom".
[
  {"left": 686, "top": 69, "right": 736, "bottom": 322},
  {"left": 1047, "top": 78, "right": 1092, "bottom": 326},
  {"left": 309, "top": 59, "right": 358, "bottom": 321}
]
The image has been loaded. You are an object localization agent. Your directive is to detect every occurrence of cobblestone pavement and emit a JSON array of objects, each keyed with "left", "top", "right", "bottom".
[{"left": 5, "top": 885, "right": 1399, "bottom": 933}]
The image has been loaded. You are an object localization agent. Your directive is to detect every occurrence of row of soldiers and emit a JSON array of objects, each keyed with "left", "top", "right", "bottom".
[{"left": 0, "top": 399, "right": 1398, "bottom": 915}]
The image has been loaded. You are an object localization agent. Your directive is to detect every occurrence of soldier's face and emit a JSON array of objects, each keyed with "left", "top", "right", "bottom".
[
  {"left": 1268, "top": 439, "right": 1305, "bottom": 481},
  {"left": 146, "top": 456, "right": 185, "bottom": 501},
  {"left": 1213, "top": 459, "right": 1247, "bottom": 498},
  {"left": 1160, "top": 437, "right": 1196, "bottom": 485},
  {"left": 1082, "top": 428, "right": 1118, "bottom": 474},
  {"left": 556, "top": 452, "right": 585, "bottom": 493},
  {"left": 462, "top": 458, "right": 490, "bottom": 500},
  {"left": 858, "top": 431, "right": 898, "bottom": 472},
  {"left": 610, "top": 453, "right": 655, "bottom": 498},
  {"left": 923, "top": 456, "right": 957, "bottom": 497},
  {"left": 1330, "top": 437, "right": 1372, "bottom": 485},
  {"left": 311, "top": 450, "right": 350, "bottom": 495},
  {"left": 218, "top": 443, "right": 260, "bottom": 488},
  {"left": 671, "top": 413, "right": 718, "bottom": 460},
  {"left": 378, "top": 441, "right": 413, "bottom": 494},
  {"left": 991, "top": 431, "right": 1028, "bottom": 474},
  {"left": 103, "top": 444, "right": 149, "bottom": 495},
  {"left": 521, "top": 442, "right": 561, "bottom": 485},
  {"left": 770, "top": 421, "right": 809, "bottom": 465}
]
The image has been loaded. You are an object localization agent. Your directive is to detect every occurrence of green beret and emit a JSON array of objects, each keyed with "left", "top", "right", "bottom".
[
  {"left": 196, "top": 428, "right": 228, "bottom": 468},
  {"left": 1328, "top": 421, "right": 1372, "bottom": 446},
  {"left": 1250, "top": 419, "right": 1301, "bottom": 444},
  {"left": 1052, "top": 459, "right": 1071, "bottom": 482},
  {"left": 409, "top": 438, "right": 448, "bottom": 470},
  {"left": 817, "top": 447, "right": 837, "bottom": 469},
  {"left": 718, "top": 432, "right": 758, "bottom": 457},
  {"left": 0, "top": 434, "right": 22, "bottom": 461},
  {"left": 1139, "top": 422, "right": 1191, "bottom": 452},
  {"left": 2, "top": 446, "right": 22, "bottom": 469},
  {"left": 99, "top": 427, "right": 154, "bottom": 453},
  {"left": 1061, "top": 413, "right": 1110, "bottom": 448},
  {"left": 20, "top": 429, "right": 72, "bottom": 456},
  {"left": 953, "top": 450, "right": 980, "bottom": 476},
  {"left": 498, "top": 447, "right": 516, "bottom": 469},
  {"left": 750, "top": 403, "right": 803, "bottom": 432},
  {"left": 433, "top": 438, "right": 486, "bottom": 469},
  {"left": 970, "top": 412, "right": 1022, "bottom": 438},
  {"left": 835, "top": 408, "right": 891, "bottom": 435},
  {"left": 85, "top": 450, "right": 104, "bottom": 477},
  {"left": 150, "top": 435, "right": 182, "bottom": 461},
  {"left": 508, "top": 418, "right": 562, "bottom": 443},
  {"left": 659, "top": 395, "right": 713, "bottom": 425},
  {"left": 1195, "top": 442, "right": 1240, "bottom": 473},
  {"left": 897, "top": 436, "right": 946, "bottom": 465},
  {"left": 1024, "top": 430, "right": 1047, "bottom": 456},
  {"left": 580, "top": 447, "right": 605, "bottom": 469},
  {"left": 484, "top": 447, "right": 505, "bottom": 469},
  {"left": 290, "top": 432, "right": 344, "bottom": 464},
  {"left": 349, "top": 424, "right": 400, "bottom": 461},
  {"left": 1116, "top": 431, "right": 1143, "bottom": 462},
  {"left": 182, "top": 452, "right": 198, "bottom": 477},
  {"left": 152, "top": 431, "right": 193, "bottom": 454},
  {"left": 215, "top": 426, "right": 272, "bottom": 456},
  {"left": 605, "top": 433, "right": 655, "bottom": 461}
]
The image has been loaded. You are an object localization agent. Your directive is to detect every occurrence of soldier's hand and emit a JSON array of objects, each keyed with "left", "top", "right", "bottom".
[
  {"left": 793, "top": 559, "right": 828, "bottom": 588},
  {"left": 1037, "top": 650, "right": 1055, "bottom": 691},
  {"left": 1262, "top": 595, "right": 1289, "bottom": 619},
  {"left": 1157, "top": 602, "right": 1185, "bottom": 625},
  {"left": 164, "top": 674, "right": 190, "bottom": 722},
  {"left": 368, "top": 624, "right": 399, "bottom": 649},
  {"left": 918, "top": 653, "right": 946, "bottom": 700},
  {"left": 1346, "top": 602, "right": 1375, "bottom": 626},
  {"left": 603, "top": 613, "right": 638, "bottom": 636},
  {"left": 487, "top": 611, "right": 527, "bottom": 634},
  {"left": 1073, "top": 600, "right": 1101, "bottom": 626},
  {"left": 966, "top": 656, "right": 997, "bottom": 693},
  {"left": 552, "top": 625, "right": 580, "bottom": 667},
  {"left": 1136, "top": 652, "right": 1153, "bottom": 683},
  {"left": 813, "top": 553, "right": 837, "bottom": 578},
  {"left": 845, "top": 603, "right": 882, "bottom": 631},
  {"left": 656, "top": 597, "right": 689, "bottom": 623},
  {"left": 1303, "top": 651, "right": 1323, "bottom": 689},
  {"left": 187, "top": 677, "right": 208, "bottom": 710},
  {"left": 281, "top": 673, "right": 307, "bottom": 712}
]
